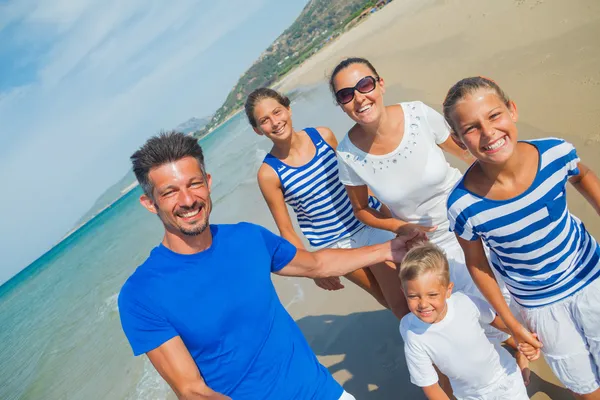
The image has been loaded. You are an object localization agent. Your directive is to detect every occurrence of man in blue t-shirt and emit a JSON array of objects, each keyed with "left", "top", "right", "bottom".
[{"left": 119, "top": 132, "right": 419, "bottom": 400}]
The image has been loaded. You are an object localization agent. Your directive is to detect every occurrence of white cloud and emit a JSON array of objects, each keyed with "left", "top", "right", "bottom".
[{"left": 0, "top": 0, "right": 275, "bottom": 282}]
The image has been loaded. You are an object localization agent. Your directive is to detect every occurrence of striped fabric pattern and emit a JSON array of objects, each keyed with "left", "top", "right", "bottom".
[
  {"left": 263, "top": 128, "right": 380, "bottom": 247},
  {"left": 447, "top": 138, "right": 600, "bottom": 307}
]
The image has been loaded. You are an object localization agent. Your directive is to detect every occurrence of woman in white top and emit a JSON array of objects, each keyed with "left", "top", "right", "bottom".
[
  {"left": 329, "top": 57, "right": 530, "bottom": 383},
  {"left": 330, "top": 58, "right": 475, "bottom": 292}
]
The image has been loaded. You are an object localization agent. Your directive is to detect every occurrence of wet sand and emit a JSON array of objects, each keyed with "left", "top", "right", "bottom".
[{"left": 274, "top": 0, "right": 600, "bottom": 399}]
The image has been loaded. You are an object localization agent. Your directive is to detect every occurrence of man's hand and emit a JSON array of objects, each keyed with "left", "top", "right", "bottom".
[
  {"left": 389, "top": 228, "right": 428, "bottom": 263},
  {"left": 314, "top": 277, "right": 345, "bottom": 291}
]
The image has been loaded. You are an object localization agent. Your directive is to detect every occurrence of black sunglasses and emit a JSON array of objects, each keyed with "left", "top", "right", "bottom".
[{"left": 335, "top": 76, "right": 380, "bottom": 104}]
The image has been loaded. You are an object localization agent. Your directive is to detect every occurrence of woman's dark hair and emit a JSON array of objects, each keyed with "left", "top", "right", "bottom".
[
  {"left": 244, "top": 88, "right": 291, "bottom": 128},
  {"left": 442, "top": 76, "right": 510, "bottom": 132},
  {"left": 130, "top": 131, "right": 205, "bottom": 199},
  {"left": 328, "top": 57, "right": 380, "bottom": 98}
]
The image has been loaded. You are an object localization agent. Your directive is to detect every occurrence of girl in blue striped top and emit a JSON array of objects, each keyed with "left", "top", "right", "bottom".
[
  {"left": 245, "top": 87, "right": 408, "bottom": 319},
  {"left": 445, "top": 76, "right": 600, "bottom": 398}
]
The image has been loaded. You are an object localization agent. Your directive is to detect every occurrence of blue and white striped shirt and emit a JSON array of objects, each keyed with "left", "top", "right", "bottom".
[
  {"left": 263, "top": 127, "right": 380, "bottom": 248},
  {"left": 447, "top": 138, "right": 600, "bottom": 308}
]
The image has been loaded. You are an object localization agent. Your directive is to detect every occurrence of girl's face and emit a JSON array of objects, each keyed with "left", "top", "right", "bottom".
[
  {"left": 332, "top": 63, "right": 385, "bottom": 126},
  {"left": 252, "top": 97, "right": 293, "bottom": 141},
  {"left": 449, "top": 89, "right": 519, "bottom": 165}
]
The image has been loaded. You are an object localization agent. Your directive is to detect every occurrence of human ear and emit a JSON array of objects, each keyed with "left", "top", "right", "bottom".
[
  {"left": 140, "top": 194, "right": 158, "bottom": 214},
  {"left": 446, "top": 282, "right": 454, "bottom": 298},
  {"left": 508, "top": 100, "right": 519, "bottom": 123},
  {"left": 451, "top": 131, "right": 468, "bottom": 150}
]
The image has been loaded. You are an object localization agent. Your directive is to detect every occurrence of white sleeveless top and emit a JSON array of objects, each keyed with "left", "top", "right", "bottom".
[{"left": 336, "top": 101, "right": 462, "bottom": 247}]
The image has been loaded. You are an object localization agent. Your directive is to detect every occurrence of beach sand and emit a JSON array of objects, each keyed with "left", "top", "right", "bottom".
[{"left": 274, "top": 0, "right": 600, "bottom": 399}]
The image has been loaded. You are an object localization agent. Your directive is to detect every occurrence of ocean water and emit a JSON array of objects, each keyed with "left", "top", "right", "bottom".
[{"left": 0, "top": 84, "right": 356, "bottom": 400}]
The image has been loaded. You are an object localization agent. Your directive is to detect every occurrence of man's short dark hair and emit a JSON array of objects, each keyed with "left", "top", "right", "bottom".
[{"left": 130, "top": 131, "right": 205, "bottom": 198}]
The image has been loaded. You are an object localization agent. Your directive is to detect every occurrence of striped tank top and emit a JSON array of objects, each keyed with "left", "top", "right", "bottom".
[{"left": 263, "top": 127, "right": 380, "bottom": 248}]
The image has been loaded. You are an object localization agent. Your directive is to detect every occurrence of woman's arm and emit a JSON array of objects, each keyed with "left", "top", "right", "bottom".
[
  {"left": 438, "top": 136, "right": 475, "bottom": 165},
  {"left": 345, "top": 185, "right": 434, "bottom": 235},
  {"left": 456, "top": 235, "right": 543, "bottom": 351},
  {"left": 569, "top": 161, "right": 600, "bottom": 215},
  {"left": 422, "top": 383, "right": 451, "bottom": 400}
]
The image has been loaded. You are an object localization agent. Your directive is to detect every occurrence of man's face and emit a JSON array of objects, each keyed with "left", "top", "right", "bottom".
[{"left": 141, "top": 156, "right": 212, "bottom": 237}]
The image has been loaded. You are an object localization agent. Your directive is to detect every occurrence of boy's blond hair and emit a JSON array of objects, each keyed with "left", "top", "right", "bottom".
[{"left": 399, "top": 242, "right": 450, "bottom": 287}]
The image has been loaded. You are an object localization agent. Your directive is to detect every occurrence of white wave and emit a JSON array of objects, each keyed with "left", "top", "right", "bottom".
[
  {"left": 128, "top": 356, "right": 171, "bottom": 400},
  {"left": 97, "top": 293, "right": 119, "bottom": 320}
]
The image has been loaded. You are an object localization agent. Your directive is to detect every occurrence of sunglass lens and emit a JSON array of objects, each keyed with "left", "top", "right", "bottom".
[
  {"left": 337, "top": 88, "right": 355, "bottom": 104},
  {"left": 356, "top": 77, "right": 376, "bottom": 94}
]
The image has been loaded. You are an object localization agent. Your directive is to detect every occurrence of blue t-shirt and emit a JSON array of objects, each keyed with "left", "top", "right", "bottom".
[{"left": 118, "top": 222, "right": 343, "bottom": 400}]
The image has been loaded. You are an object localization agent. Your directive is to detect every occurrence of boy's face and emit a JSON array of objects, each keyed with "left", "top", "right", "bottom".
[{"left": 403, "top": 272, "right": 453, "bottom": 324}]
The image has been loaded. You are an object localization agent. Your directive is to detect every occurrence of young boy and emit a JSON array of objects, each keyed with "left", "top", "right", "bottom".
[{"left": 399, "top": 242, "right": 534, "bottom": 400}]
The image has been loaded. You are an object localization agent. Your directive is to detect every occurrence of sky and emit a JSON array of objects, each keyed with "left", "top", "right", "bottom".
[{"left": 0, "top": 0, "right": 309, "bottom": 284}]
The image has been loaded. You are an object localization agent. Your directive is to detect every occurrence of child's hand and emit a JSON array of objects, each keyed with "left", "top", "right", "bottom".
[
  {"left": 511, "top": 324, "right": 543, "bottom": 355},
  {"left": 518, "top": 334, "right": 541, "bottom": 361}
]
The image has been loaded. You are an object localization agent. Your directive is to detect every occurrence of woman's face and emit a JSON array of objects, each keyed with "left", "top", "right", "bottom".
[
  {"left": 252, "top": 97, "right": 293, "bottom": 142},
  {"left": 332, "top": 63, "right": 385, "bottom": 126}
]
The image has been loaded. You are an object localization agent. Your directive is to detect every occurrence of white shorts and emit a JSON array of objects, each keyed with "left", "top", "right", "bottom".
[
  {"left": 458, "top": 368, "right": 528, "bottom": 400},
  {"left": 338, "top": 391, "right": 356, "bottom": 400},
  {"left": 516, "top": 277, "right": 600, "bottom": 394},
  {"left": 325, "top": 225, "right": 395, "bottom": 250}
]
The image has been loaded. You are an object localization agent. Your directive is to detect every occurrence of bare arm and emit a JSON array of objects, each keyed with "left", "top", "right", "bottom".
[
  {"left": 276, "top": 230, "right": 422, "bottom": 278},
  {"left": 456, "top": 235, "right": 542, "bottom": 350},
  {"left": 569, "top": 161, "right": 600, "bottom": 215},
  {"left": 345, "top": 185, "right": 434, "bottom": 234},
  {"left": 258, "top": 157, "right": 345, "bottom": 290},
  {"left": 257, "top": 164, "right": 305, "bottom": 249},
  {"left": 438, "top": 136, "right": 475, "bottom": 165},
  {"left": 422, "top": 383, "right": 451, "bottom": 400},
  {"left": 147, "top": 337, "right": 231, "bottom": 400}
]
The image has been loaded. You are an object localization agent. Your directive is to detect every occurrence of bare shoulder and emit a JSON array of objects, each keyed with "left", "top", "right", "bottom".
[
  {"left": 315, "top": 126, "right": 337, "bottom": 147},
  {"left": 257, "top": 163, "right": 280, "bottom": 188}
]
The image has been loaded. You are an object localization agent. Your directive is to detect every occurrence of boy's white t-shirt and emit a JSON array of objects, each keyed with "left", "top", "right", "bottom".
[
  {"left": 399, "top": 292, "right": 518, "bottom": 398},
  {"left": 336, "top": 101, "right": 462, "bottom": 247}
]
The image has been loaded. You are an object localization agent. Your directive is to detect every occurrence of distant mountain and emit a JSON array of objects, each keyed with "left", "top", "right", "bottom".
[
  {"left": 72, "top": 114, "right": 212, "bottom": 230},
  {"left": 73, "top": 170, "right": 138, "bottom": 229},
  {"left": 194, "top": 0, "right": 383, "bottom": 138},
  {"left": 175, "top": 116, "right": 211, "bottom": 134}
]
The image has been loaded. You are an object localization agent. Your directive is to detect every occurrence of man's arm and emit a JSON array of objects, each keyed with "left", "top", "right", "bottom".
[
  {"left": 147, "top": 336, "right": 231, "bottom": 400},
  {"left": 276, "top": 230, "right": 423, "bottom": 278}
]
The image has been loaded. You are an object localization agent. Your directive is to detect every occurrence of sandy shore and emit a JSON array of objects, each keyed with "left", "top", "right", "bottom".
[{"left": 275, "top": 1, "right": 600, "bottom": 399}]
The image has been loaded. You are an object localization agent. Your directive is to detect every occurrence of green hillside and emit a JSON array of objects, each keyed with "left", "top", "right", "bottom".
[{"left": 194, "top": 0, "right": 382, "bottom": 138}]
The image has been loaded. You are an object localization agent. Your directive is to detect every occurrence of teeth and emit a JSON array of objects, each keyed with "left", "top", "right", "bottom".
[
  {"left": 358, "top": 105, "right": 371, "bottom": 113},
  {"left": 180, "top": 209, "right": 200, "bottom": 218},
  {"left": 484, "top": 137, "right": 505, "bottom": 151}
]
